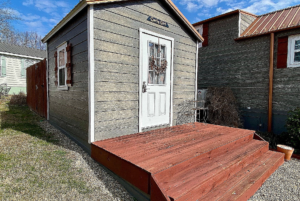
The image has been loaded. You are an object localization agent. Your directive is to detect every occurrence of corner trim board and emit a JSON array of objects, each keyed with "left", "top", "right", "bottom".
[
  {"left": 46, "top": 50, "right": 49, "bottom": 120},
  {"left": 195, "top": 41, "right": 199, "bottom": 122},
  {"left": 88, "top": 5, "right": 95, "bottom": 143},
  {"left": 238, "top": 12, "right": 241, "bottom": 37}
]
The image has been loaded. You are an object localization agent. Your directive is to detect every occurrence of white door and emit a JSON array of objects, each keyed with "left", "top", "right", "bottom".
[{"left": 139, "top": 30, "right": 173, "bottom": 131}]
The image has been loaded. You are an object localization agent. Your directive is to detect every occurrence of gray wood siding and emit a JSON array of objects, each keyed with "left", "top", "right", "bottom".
[
  {"left": 198, "top": 14, "right": 270, "bottom": 112},
  {"left": 198, "top": 13, "right": 300, "bottom": 133},
  {"left": 273, "top": 28, "right": 300, "bottom": 112},
  {"left": 47, "top": 9, "right": 89, "bottom": 151},
  {"left": 93, "top": 0, "right": 197, "bottom": 141},
  {"left": 240, "top": 13, "right": 256, "bottom": 35}
]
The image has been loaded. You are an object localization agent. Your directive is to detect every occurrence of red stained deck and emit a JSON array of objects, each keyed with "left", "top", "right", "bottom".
[{"left": 91, "top": 123, "right": 284, "bottom": 201}]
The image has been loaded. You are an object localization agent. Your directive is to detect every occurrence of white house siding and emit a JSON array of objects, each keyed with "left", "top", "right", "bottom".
[{"left": 0, "top": 54, "right": 41, "bottom": 94}]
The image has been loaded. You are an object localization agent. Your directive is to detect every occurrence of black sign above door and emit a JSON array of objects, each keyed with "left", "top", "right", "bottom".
[{"left": 147, "top": 16, "right": 169, "bottom": 28}]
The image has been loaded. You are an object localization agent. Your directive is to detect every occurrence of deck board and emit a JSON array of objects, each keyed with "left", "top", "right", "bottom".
[
  {"left": 91, "top": 122, "right": 283, "bottom": 201},
  {"left": 93, "top": 123, "right": 255, "bottom": 174}
]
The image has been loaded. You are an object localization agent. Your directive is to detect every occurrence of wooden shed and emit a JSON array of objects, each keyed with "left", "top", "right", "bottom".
[
  {"left": 41, "top": 2, "right": 286, "bottom": 200},
  {"left": 42, "top": 0, "right": 203, "bottom": 155}
]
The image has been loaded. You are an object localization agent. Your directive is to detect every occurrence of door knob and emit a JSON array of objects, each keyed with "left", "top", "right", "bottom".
[{"left": 142, "top": 81, "right": 147, "bottom": 93}]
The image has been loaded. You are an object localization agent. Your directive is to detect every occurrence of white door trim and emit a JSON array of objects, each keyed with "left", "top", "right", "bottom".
[{"left": 138, "top": 28, "right": 174, "bottom": 132}]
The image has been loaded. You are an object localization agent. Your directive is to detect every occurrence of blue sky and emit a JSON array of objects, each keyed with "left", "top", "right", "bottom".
[{"left": 9, "top": 0, "right": 300, "bottom": 37}]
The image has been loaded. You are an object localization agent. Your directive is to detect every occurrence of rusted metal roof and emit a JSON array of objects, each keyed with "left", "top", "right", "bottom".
[{"left": 239, "top": 4, "right": 300, "bottom": 39}]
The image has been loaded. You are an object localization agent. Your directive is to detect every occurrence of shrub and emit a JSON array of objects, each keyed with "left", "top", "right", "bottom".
[
  {"left": 283, "top": 107, "right": 300, "bottom": 153},
  {"left": 206, "top": 87, "right": 242, "bottom": 128},
  {"left": 9, "top": 92, "right": 27, "bottom": 105}
]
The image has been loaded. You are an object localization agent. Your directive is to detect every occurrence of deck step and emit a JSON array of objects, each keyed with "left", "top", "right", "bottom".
[
  {"left": 91, "top": 123, "right": 284, "bottom": 201},
  {"left": 199, "top": 151, "right": 284, "bottom": 201},
  {"left": 154, "top": 140, "right": 269, "bottom": 200}
]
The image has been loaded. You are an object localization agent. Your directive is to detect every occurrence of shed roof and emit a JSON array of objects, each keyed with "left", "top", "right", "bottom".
[
  {"left": 0, "top": 42, "right": 46, "bottom": 59},
  {"left": 238, "top": 4, "right": 300, "bottom": 39},
  {"left": 42, "top": 0, "right": 204, "bottom": 43}
]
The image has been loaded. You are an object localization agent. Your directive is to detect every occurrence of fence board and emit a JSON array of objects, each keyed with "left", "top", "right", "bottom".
[{"left": 26, "top": 59, "right": 47, "bottom": 118}]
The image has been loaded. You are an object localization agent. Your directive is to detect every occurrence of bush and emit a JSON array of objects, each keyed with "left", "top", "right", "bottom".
[
  {"left": 206, "top": 87, "right": 242, "bottom": 128},
  {"left": 9, "top": 92, "right": 27, "bottom": 105},
  {"left": 283, "top": 107, "right": 300, "bottom": 154}
]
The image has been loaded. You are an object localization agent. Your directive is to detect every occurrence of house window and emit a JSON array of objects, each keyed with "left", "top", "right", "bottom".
[
  {"left": 0, "top": 56, "right": 6, "bottom": 77},
  {"left": 21, "top": 59, "right": 26, "bottom": 78},
  {"left": 288, "top": 34, "right": 300, "bottom": 68},
  {"left": 57, "top": 42, "right": 68, "bottom": 90}
]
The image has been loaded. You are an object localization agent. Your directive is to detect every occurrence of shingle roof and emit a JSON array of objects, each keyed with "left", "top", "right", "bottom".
[
  {"left": 0, "top": 42, "right": 46, "bottom": 59},
  {"left": 239, "top": 4, "right": 300, "bottom": 39}
]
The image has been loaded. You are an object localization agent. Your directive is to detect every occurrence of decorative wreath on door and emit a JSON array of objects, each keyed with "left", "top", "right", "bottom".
[{"left": 149, "top": 56, "right": 168, "bottom": 75}]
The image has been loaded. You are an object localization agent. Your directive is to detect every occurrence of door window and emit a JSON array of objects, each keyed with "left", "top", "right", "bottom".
[{"left": 148, "top": 41, "right": 167, "bottom": 85}]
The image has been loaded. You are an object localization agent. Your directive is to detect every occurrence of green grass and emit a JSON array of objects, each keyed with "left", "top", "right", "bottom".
[{"left": 0, "top": 100, "right": 92, "bottom": 199}]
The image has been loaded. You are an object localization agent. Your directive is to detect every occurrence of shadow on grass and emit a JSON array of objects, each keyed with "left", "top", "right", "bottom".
[{"left": 0, "top": 101, "right": 134, "bottom": 200}]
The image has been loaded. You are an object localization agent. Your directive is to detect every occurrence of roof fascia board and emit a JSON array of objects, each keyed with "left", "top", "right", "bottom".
[
  {"left": 163, "top": 0, "right": 204, "bottom": 42},
  {"left": 42, "top": 1, "right": 87, "bottom": 43},
  {"left": 0, "top": 51, "right": 44, "bottom": 60},
  {"left": 235, "top": 24, "right": 300, "bottom": 40}
]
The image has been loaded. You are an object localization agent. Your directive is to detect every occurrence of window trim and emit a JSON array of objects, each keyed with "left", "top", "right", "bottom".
[
  {"left": 57, "top": 42, "right": 68, "bottom": 90},
  {"left": 0, "top": 56, "right": 6, "bottom": 77},
  {"left": 288, "top": 34, "right": 300, "bottom": 68},
  {"left": 21, "top": 59, "right": 26, "bottom": 78}
]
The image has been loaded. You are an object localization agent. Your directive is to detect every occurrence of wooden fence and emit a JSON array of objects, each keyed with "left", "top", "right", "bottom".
[{"left": 27, "top": 58, "right": 47, "bottom": 118}]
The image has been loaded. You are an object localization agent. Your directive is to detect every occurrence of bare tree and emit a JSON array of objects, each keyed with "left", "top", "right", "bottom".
[
  {"left": 0, "top": 0, "right": 46, "bottom": 50},
  {"left": 0, "top": 0, "right": 18, "bottom": 41}
]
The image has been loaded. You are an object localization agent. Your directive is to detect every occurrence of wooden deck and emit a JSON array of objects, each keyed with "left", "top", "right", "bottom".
[{"left": 91, "top": 123, "right": 284, "bottom": 201}]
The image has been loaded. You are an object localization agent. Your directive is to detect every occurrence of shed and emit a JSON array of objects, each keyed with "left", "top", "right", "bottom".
[
  {"left": 193, "top": 5, "right": 300, "bottom": 134},
  {"left": 42, "top": 0, "right": 203, "bottom": 153}
]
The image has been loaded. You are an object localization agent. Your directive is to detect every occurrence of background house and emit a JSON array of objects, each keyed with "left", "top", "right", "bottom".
[
  {"left": 194, "top": 6, "right": 300, "bottom": 134},
  {"left": 42, "top": 0, "right": 203, "bottom": 153},
  {"left": 0, "top": 42, "right": 46, "bottom": 94}
]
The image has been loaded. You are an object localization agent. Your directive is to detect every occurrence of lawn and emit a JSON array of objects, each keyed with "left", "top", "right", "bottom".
[{"left": 0, "top": 98, "right": 133, "bottom": 200}]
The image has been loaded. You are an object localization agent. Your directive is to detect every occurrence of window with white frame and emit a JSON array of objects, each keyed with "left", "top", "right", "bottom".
[
  {"left": 57, "top": 42, "right": 68, "bottom": 89},
  {"left": 21, "top": 59, "right": 26, "bottom": 78},
  {"left": 288, "top": 34, "right": 300, "bottom": 68},
  {"left": 0, "top": 56, "right": 6, "bottom": 77}
]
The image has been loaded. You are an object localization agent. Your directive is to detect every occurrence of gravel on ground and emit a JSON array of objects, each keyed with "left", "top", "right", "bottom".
[
  {"left": 38, "top": 121, "right": 135, "bottom": 201},
  {"left": 249, "top": 158, "right": 300, "bottom": 201}
]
